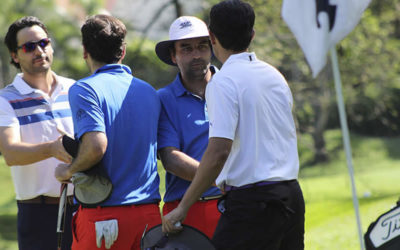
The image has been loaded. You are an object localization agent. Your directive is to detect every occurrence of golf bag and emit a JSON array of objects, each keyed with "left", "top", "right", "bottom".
[{"left": 364, "top": 198, "right": 400, "bottom": 249}]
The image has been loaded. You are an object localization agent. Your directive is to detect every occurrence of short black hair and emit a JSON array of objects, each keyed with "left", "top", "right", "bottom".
[
  {"left": 209, "top": 0, "right": 255, "bottom": 52},
  {"left": 4, "top": 16, "right": 49, "bottom": 69},
  {"left": 81, "top": 14, "right": 126, "bottom": 64}
]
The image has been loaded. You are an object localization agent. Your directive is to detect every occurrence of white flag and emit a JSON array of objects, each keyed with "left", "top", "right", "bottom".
[{"left": 282, "top": 0, "right": 371, "bottom": 77}]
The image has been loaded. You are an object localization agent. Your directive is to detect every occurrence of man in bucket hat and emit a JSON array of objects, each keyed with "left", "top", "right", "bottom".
[
  {"left": 55, "top": 14, "right": 162, "bottom": 249},
  {"left": 155, "top": 16, "right": 221, "bottom": 239},
  {"left": 162, "top": 1, "right": 305, "bottom": 249}
]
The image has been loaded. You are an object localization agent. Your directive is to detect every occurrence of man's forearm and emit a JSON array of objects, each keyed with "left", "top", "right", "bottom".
[
  {"left": 0, "top": 126, "right": 72, "bottom": 166},
  {"left": 68, "top": 148, "right": 100, "bottom": 174},
  {"left": 68, "top": 132, "right": 107, "bottom": 174},
  {"left": 159, "top": 147, "right": 199, "bottom": 181},
  {"left": 1, "top": 141, "right": 55, "bottom": 166},
  {"left": 178, "top": 138, "right": 231, "bottom": 212}
]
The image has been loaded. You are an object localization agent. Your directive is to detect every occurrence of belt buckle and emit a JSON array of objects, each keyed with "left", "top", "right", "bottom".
[
  {"left": 199, "top": 195, "right": 222, "bottom": 201},
  {"left": 217, "top": 195, "right": 227, "bottom": 214}
]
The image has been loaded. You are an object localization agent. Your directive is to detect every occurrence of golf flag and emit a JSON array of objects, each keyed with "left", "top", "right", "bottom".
[{"left": 282, "top": 0, "right": 371, "bottom": 77}]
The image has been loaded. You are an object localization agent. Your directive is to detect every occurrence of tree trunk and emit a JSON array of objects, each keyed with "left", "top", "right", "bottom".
[
  {"left": 0, "top": 46, "right": 12, "bottom": 88},
  {"left": 172, "top": 0, "right": 183, "bottom": 18},
  {"left": 310, "top": 71, "right": 332, "bottom": 164}
]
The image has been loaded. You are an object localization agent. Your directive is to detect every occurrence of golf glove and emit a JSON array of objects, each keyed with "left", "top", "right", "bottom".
[{"left": 95, "top": 219, "right": 118, "bottom": 249}]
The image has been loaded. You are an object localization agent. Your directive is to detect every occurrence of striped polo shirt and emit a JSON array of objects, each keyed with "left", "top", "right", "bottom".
[{"left": 0, "top": 73, "right": 75, "bottom": 200}]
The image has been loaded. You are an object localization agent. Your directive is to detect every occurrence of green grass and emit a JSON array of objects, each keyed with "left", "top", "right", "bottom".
[
  {"left": 0, "top": 156, "right": 18, "bottom": 250},
  {"left": 1, "top": 129, "right": 400, "bottom": 249},
  {"left": 300, "top": 130, "right": 400, "bottom": 249}
]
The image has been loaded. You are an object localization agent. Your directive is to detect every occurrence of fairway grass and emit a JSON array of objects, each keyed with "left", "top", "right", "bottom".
[
  {"left": 302, "top": 167, "right": 400, "bottom": 249},
  {"left": 1, "top": 129, "right": 400, "bottom": 249},
  {"left": 0, "top": 156, "right": 18, "bottom": 250}
]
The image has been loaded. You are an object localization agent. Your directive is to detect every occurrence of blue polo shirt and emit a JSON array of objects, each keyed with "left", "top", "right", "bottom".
[
  {"left": 69, "top": 64, "right": 161, "bottom": 206},
  {"left": 158, "top": 68, "right": 222, "bottom": 202}
]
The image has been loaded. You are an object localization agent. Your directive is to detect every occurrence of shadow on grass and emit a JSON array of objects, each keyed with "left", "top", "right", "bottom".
[
  {"left": 304, "top": 189, "right": 400, "bottom": 205},
  {"left": 301, "top": 142, "right": 343, "bottom": 169},
  {"left": 0, "top": 196, "right": 17, "bottom": 214},
  {"left": 0, "top": 214, "right": 17, "bottom": 241},
  {"left": 384, "top": 136, "right": 400, "bottom": 159}
]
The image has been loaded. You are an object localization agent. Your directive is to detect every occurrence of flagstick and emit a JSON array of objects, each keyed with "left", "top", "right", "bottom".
[{"left": 330, "top": 47, "right": 365, "bottom": 250}]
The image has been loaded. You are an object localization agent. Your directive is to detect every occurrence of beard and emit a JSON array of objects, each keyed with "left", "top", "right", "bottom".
[
  {"left": 22, "top": 54, "right": 52, "bottom": 75},
  {"left": 184, "top": 59, "right": 210, "bottom": 81}
]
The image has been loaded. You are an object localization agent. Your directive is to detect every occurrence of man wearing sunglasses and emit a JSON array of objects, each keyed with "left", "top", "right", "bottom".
[{"left": 0, "top": 16, "right": 75, "bottom": 250}]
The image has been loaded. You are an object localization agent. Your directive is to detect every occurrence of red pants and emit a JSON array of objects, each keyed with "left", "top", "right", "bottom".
[
  {"left": 163, "top": 199, "right": 220, "bottom": 239},
  {"left": 71, "top": 203, "right": 161, "bottom": 250}
]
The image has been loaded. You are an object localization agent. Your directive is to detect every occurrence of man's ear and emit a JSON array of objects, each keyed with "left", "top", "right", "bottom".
[
  {"left": 83, "top": 46, "right": 88, "bottom": 59},
  {"left": 209, "top": 30, "right": 216, "bottom": 45},
  {"left": 170, "top": 48, "right": 177, "bottom": 64},
  {"left": 120, "top": 44, "right": 126, "bottom": 61},
  {"left": 251, "top": 29, "right": 255, "bottom": 41},
  {"left": 11, "top": 51, "right": 19, "bottom": 65}
]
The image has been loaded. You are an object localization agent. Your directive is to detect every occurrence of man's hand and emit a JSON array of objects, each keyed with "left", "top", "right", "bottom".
[
  {"left": 161, "top": 206, "right": 186, "bottom": 234},
  {"left": 50, "top": 135, "right": 73, "bottom": 163},
  {"left": 55, "top": 163, "right": 72, "bottom": 183}
]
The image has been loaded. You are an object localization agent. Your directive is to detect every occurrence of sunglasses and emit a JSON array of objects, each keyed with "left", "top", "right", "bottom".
[{"left": 17, "top": 38, "right": 51, "bottom": 53}]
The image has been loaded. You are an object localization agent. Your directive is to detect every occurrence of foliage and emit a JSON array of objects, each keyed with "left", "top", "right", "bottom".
[
  {"left": 0, "top": 0, "right": 179, "bottom": 90},
  {"left": 123, "top": 38, "right": 177, "bottom": 90},
  {"left": 340, "top": 1, "right": 400, "bottom": 136},
  {"left": 0, "top": 0, "right": 103, "bottom": 85}
]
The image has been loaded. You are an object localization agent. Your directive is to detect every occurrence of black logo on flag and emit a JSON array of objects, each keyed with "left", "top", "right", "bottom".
[{"left": 316, "top": 0, "right": 337, "bottom": 31}]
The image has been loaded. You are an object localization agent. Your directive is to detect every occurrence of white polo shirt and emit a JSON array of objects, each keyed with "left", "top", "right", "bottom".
[
  {"left": 206, "top": 52, "right": 299, "bottom": 189},
  {"left": 0, "top": 73, "right": 74, "bottom": 200}
]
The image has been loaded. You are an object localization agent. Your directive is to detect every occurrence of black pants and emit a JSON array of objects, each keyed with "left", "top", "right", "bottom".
[
  {"left": 212, "top": 180, "right": 305, "bottom": 250},
  {"left": 17, "top": 202, "right": 76, "bottom": 250}
]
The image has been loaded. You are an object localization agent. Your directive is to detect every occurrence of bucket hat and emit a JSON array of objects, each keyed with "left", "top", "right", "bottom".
[{"left": 155, "top": 16, "right": 209, "bottom": 65}]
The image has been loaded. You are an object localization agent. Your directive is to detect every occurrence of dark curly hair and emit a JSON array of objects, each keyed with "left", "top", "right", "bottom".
[
  {"left": 81, "top": 14, "right": 126, "bottom": 64},
  {"left": 4, "top": 16, "right": 49, "bottom": 69}
]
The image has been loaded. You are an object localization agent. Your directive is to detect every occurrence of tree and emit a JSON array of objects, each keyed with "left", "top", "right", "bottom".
[
  {"left": 339, "top": 0, "right": 400, "bottom": 136},
  {"left": 0, "top": 0, "right": 34, "bottom": 87},
  {"left": 0, "top": 0, "right": 106, "bottom": 87}
]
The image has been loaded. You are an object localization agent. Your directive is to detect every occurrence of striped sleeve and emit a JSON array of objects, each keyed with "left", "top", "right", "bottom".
[{"left": 0, "top": 96, "right": 19, "bottom": 127}]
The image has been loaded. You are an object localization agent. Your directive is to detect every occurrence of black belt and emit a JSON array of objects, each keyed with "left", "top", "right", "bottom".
[
  {"left": 166, "top": 195, "right": 223, "bottom": 203},
  {"left": 224, "top": 180, "right": 295, "bottom": 192},
  {"left": 17, "top": 195, "right": 74, "bottom": 205}
]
